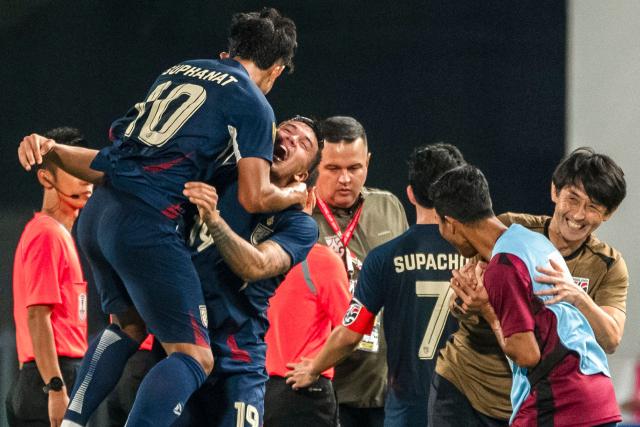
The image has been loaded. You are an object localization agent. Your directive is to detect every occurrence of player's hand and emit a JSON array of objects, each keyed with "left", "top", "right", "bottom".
[
  {"left": 183, "top": 182, "right": 221, "bottom": 226},
  {"left": 285, "top": 181, "right": 308, "bottom": 207},
  {"left": 285, "top": 357, "right": 320, "bottom": 390},
  {"left": 18, "top": 133, "right": 56, "bottom": 171},
  {"left": 302, "top": 186, "right": 316, "bottom": 214},
  {"left": 48, "top": 389, "right": 68, "bottom": 427},
  {"left": 534, "top": 258, "right": 584, "bottom": 306},
  {"left": 450, "top": 261, "right": 489, "bottom": 315}
]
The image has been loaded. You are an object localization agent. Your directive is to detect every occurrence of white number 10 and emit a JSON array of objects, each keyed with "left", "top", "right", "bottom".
[
  {"left": 416, "top": 281, "right": 452, "bottom": 359},
  {"left": 124, "top": 81, "right": 207, "bottom": 147}
]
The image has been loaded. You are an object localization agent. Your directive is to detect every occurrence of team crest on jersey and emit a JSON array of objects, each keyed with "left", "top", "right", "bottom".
[
  {"left": 573, "top": 276, "right": 590, "bottom": 292},
  {"left": 199, "top": 305, "right": 208, "bottom": 328},
  {"left": 251, "top": 223, "right": 273, "bottom": 245},
  {"left": 343, "top": 300, "right": 363, "bottom": 326},
  {"left": 78, "top": 293, "right": 87, "bottom": 321},
  {"left": 325, "top": 235, "right": 345, "bottom": 257}
]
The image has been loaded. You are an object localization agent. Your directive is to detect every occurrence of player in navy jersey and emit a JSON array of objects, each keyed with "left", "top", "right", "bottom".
[
  {"left": 18, "top": 9, "right": 302, "bottom": 427},
  {"left": 174, "top": 116, "right": 321, "bottom": 426},
  {"left": 286, "top": 143, "right": 467, "bottom": 427}
]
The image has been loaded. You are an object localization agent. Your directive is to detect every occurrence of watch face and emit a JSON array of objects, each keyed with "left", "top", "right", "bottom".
[
  {"left": 50, "top": 377, "right": 64, "bottom": 391},
  {"left": 43, "top": 376, "right": 64, "bottom": 393}
]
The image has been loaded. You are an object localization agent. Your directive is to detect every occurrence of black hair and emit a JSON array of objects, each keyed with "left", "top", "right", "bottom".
[
  {"left": 429, "top": 164, "right": 494, "bottom": 223},
  {"left": 408, "top": 143, "right": 465, "bottom": 208},
  {"left": 320, "top": 116, "right": 367, "bottom": 147},
  {"left": 39, "top": 127, "right": 87, "bottom": 172},
  {"left": 552, "top": 147, "right": 626, "bottom": 213},
  {"left": 228, "top": 8, "right": 297, "bottom": 72}
]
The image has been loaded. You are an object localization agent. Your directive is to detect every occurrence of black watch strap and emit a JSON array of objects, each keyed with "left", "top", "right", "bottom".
[{"left": 42, "top": 376, "right": 64, "bottom": 393}]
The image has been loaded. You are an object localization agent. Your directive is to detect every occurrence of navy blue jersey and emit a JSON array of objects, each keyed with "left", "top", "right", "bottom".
[
  {"left": 92, "top": 58, "right": 276, "bottom": 219},
  {"left": 351, "top": 224, "right": 465, "bottom": 405},
  {"left": 189, "top": 181, "right": 318, "bottom": 331}
]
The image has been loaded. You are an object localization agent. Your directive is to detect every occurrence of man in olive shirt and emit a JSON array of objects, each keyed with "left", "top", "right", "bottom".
[
  {"left": 312, "top": 116, "right": 408, "bottom": 427},
  {"left": 428, "top": 147, "right": 628, "bottom": 425}
]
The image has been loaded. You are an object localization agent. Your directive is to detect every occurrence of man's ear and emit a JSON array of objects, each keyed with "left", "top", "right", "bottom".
[
  {"left": 366, "top": 152, "right": 372, "bottom": 167},
  {"left": 406, "top": 185, "right": 416, "bottom": 206},
  {"left": 219, "top": 51, "right": 230, "bottom": 59},
  {"left": 37, "top": 168, "right": 54, "bottom": 189},
  {"left": 550, "top": 182, "right": 559, "bottom": 203},
  {"left": 293, "top": 170, "right": 309, "bottom": 183}
]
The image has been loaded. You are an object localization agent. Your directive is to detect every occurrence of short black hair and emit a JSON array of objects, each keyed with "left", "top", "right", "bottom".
[
  {"left": 552, "top": 147, "right": 626, "bottom": 213},
  {"left": 429, "top": 164, "right": 494, "bottom": 223},
  {"left": 40, "top": 127, "right": 87, "bottom": 172},
  {"left": 228, "top": 8, "right": 297, "bottom": 72},
  {"left": 408, "top": 143, "right": 465, "bottom": 208},
  {"left": 285, "top": 115, "right": 324, "bottom": 183},
  {"left": 320, "top": 116, "right": 367, "bottom": 148}
]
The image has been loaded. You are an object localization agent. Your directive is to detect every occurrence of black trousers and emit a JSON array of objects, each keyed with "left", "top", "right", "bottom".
[
  {"left": 5, "top": 357, "right": 82, "bottom": 427},
  {"left": 427, "top": 373, "right": 508, "bottom": 427},
  {"left": 337, "top": 404, "right": 384, "bottom": 427},
  {"left": 264, "top": 375, "right": 338, "bottom": 427}
]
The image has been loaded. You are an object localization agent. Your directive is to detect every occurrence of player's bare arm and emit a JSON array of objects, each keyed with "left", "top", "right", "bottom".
[
  {"left": 18, "top": 133, "right": 104, "bottom": 184},
  {"left": 27, "top": 305, "right": 69, "bottom": 427},
  {"left": 184, "top": 181, "right": 292, "bottom": 281},
  {"left": 284, "top": 326, "right": 363, "bottom": 390},
  {"left": 237, "top": 157, "right": 307, "bottom": 213},
  {"left": 534, "top": 258, "right": 625, "bottom": 353}
]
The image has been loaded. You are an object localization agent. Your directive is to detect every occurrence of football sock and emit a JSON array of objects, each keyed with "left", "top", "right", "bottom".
[
  {"left": 125, "top": 352, "right": 207, "bottom": 426},
  {"left": 62, "top": 324, "right": 139, "bottom": 426}
]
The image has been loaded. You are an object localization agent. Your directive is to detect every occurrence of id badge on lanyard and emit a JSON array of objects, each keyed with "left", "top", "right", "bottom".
[{"left": 318, "top": 196, "right": 380, "bottom": 353}]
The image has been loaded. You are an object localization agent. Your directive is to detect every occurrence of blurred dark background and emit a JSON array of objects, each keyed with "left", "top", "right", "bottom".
[{"left": 0, "top": 1, "right": 565, "bottom": 424}]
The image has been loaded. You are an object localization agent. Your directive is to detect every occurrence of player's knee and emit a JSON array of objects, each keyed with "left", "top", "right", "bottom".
[{"left": 197, "top": 348, "right": 214, "bottom": 375}]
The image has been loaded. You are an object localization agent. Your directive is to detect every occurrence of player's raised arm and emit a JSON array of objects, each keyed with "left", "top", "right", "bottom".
[
  {"left": 18, "top": 133, "right": 104, "bottom": 184},
  {"left": 236, "top": 157, "right": 307, "bottom": 213}
]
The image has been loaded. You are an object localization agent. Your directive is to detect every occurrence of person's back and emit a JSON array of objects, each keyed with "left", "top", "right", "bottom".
[
  {"left": 353, "top": 224, "right": 462, "bottom": 424},
  {"left": 264, "top": 244, "right": 351, "bottom": 426},
  {"left": 98, "top": 57, "right": 274, "bottom": 217},
  {"left": 486, "top": 224, "right": 619, "bottom": 426}
]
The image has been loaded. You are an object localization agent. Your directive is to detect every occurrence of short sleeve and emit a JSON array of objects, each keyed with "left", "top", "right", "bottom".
[
  {"left": 269, "top": 212, "right": 319, "bottom": 267},
  {"left": 484, "top": 253, "right": 535, "bottom": 338},
  {"left": 592, "top": 256, "right": 629, "bottom": 313},
  {"left": 353, "top": 248, "right": 386, "bottom": 315},
  {"left": 316, "top": 250, "right": 351, "bottom": 328},
  {"left": 21, "top": 228, "right": 65, "bottom": 307},
  {"left": 228, "top": 96, "right": 275, "bottom": 163}
]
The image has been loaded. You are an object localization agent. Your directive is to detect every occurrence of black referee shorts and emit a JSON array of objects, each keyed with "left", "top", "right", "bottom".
[
  {"left": 5, "top": 357, "right": 82, "bottom": 427},
  {"left": 264, "top": 375, "right": 338, "bottom": 427}
]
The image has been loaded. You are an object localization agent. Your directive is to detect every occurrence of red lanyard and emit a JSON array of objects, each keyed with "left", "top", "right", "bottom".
[{"left": 315, "top": 193, "right": 363, "bottom": 250}]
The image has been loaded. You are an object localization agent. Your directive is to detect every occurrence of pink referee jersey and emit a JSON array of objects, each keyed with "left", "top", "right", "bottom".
[{"left": 13, "top": 213, "right": 88, "bottom": 363}]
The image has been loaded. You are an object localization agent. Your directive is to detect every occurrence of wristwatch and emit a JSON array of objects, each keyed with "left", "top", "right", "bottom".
[{"left": 42, "top": 376, "right": 64, "bottom": 393}]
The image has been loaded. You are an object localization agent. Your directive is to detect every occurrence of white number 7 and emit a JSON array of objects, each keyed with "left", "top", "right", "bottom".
[{"left": 416, "top": 281, "right": 452, "bottom": 359}]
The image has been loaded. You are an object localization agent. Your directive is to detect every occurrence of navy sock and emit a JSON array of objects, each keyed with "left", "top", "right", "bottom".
[
  {"left": 125, "top": 352, "right": 207, "bottom": 427},
  {"left": 62, "top": 324, "right": 139, "bottom": 426}
]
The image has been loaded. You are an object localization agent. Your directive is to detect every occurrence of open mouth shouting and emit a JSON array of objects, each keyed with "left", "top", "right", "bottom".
[{"left": 274, "top": 139, "right": 289, "bottom": 162}]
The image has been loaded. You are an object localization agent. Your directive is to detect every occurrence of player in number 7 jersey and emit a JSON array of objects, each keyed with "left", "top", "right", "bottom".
[
  {"left": 286, "top": 143, "right": 467, "bottom": 427},
  {"left": 18, "top": 8, "right": 301, "bottom": 427}
]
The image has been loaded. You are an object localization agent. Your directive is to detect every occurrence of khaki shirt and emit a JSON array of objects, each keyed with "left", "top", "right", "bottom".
[
  {"left": 435, "top": 212, "right": 629, "bottom": 420},
  {"left": 312, "top": 187, "right": 408, "bottom": 407}
]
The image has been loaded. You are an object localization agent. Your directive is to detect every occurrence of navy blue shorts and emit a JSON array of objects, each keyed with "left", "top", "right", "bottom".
[
  {"left": 77, "top": 184, "right": 209, "bottom": 346},
  {"left": 174, "top": 317, "right": 268, "bottom": 426},
  {"left": 384, "top": 390, "right": 428, "bottom": 427}
]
